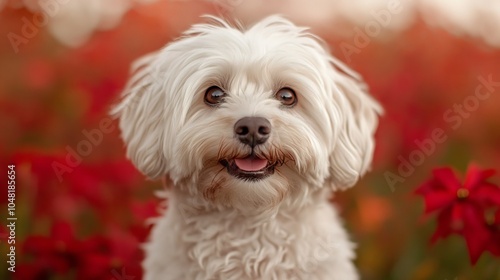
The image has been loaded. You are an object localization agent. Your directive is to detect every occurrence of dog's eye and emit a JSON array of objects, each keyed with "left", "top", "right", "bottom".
[
  {"left": 275, "top": 88, "right": 297, "bottom": 107},
  {"left": 204, "top": 86, "right": 226, "bottom": 106}
]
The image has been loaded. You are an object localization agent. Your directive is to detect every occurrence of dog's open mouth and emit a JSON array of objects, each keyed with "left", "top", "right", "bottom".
[{"left": 220, "top": 156, "right": 275, "bottom": 181}]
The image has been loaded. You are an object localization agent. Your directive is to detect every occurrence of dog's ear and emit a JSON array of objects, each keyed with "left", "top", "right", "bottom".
[
  {"left": 111, "top": 53, "right": 168, "bottom": 179},
  {"left": 326, "top": 57, "right": 382, "bottom": 190}
]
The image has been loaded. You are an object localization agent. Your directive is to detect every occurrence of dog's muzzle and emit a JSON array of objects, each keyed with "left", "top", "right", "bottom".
[{"left": 219, "top": 117, "right": 275, "bottom": 181}]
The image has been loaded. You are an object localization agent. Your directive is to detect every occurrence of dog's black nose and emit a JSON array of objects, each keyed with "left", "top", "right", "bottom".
[{"left": 234, "top": 117, "right": 271, "bottom": 147}]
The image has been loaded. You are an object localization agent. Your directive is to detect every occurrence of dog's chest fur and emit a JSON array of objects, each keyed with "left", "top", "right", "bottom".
[{"left": 143, "top": 193, "right": 358, "bottom": 280}]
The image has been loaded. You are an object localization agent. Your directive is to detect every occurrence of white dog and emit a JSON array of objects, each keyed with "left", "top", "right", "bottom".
[{"left": 113, "top": 15, "right": 381, "bottom": 280}]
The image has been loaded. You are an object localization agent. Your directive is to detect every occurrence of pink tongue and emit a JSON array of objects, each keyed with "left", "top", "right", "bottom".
[{"left": 234, "top": 157, "right": 268, "bottom": 171}]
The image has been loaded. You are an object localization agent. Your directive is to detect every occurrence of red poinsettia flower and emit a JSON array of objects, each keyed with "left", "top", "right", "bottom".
[
  {"left": 415, "top": 164, "right": 500, "bottom": 264},
  {"left": 416, "top": 165, "right": 499, "bottom": 213}
]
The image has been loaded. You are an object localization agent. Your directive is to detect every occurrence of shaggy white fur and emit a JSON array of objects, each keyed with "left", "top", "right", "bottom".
[{"left": 113, "top": 15, "right": 381, "bottom": 280}]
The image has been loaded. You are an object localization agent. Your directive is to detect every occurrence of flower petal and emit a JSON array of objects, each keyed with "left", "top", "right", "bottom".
[
  {"left": 433, "top": 167, "right": 462, "bottom": 191},
  {"left": 430, "top": 207, "right": 455, "bottom": 243},
  {"left": 464, "top": 164, "right": 496, "bottom": 190},
  {"left": 473, "top": 182, "right": 500, "bottom": 207},
  {"left": 461, "top": 204, "right": 492, "bottom": 264},
  {"left": 423, "top": 190, "right": 455, "bottom": 213}
]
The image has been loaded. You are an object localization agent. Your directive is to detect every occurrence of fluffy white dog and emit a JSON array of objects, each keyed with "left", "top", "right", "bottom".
[{"left": 113, "top": 15, "right": 381, "bottom": 280}]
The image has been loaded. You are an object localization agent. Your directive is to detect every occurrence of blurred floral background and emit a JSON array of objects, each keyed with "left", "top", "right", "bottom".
[{"left": 1, "top": 0, "right": 499, "bottom": 279}]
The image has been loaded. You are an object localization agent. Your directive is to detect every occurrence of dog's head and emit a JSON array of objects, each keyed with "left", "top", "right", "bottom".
[{"left": 113, "top": 16, "right": 381, "bottom": 210}]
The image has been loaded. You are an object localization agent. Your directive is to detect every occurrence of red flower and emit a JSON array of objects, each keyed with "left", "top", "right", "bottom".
[
  {"left": 17, "top": 222, "right": 80, "bottom": 279},
  {"left": 416, "top": 165, "right": 499, "bottom": 213},
  {"left": 18, "top": 222, "right": 144, "bottom": 280},
  {"left": 415, "top": 164, "right": 500, "bottom": 264},
  {"left": 12, "top": 150, "right": 143, "bottom": 221},
  {"left": 77, "top": 230, "right": 142, "bottom": 280}
]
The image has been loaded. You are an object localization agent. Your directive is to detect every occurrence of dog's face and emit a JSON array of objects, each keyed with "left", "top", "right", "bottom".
[{"left": 113, "top": 16, "right": 381, "bottom": 211}]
